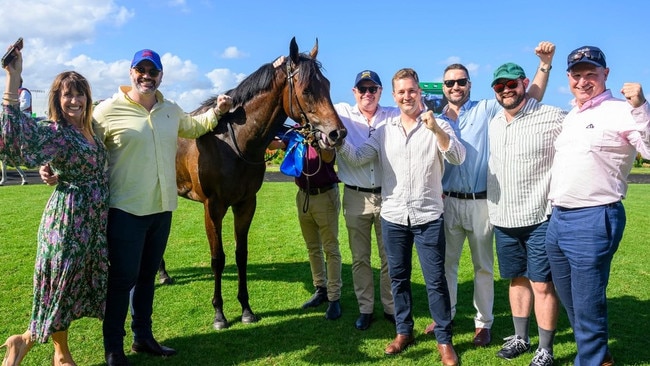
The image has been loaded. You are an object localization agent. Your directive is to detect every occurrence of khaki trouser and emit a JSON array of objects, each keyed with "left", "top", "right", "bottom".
[
  {"left": 343, "top": 187, "right": 393, "bottom": 315},
  {"left": 296, "top": 187, "right": 342, "bottom": 301}
]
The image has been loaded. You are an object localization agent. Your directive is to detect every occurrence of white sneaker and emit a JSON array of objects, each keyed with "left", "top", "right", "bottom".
[{"left": 530, "top": 348, "right": 554, "bottom": 366}]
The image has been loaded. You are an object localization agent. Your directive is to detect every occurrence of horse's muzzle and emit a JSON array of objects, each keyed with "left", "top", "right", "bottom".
[{"left": 317, "top": 128, "right": 347, "bottom": 148}]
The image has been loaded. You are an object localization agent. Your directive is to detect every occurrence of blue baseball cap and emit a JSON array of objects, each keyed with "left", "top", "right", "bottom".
[
  {"left": 354, "top": 70, "right": 382, "bottom": 87},
  {"left": 131, "top": 49, "right": 163, "bottom": 70},
  {"left": 566, "top": 46, "right": 606, "bottom": 71}
]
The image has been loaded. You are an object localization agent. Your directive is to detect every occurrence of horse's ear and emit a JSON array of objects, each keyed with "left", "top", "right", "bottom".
[
  {"left": 289, "top": 37, "right": 299, "bottom": 64},
  {"left": 309, "top": 38, "right": 319, "bottom": 59}
]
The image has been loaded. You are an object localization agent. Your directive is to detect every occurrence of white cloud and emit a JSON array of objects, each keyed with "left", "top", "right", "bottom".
[
  {"left": 167, "top": 0, "right": 190, "bottom": 13},
  {"left": 465, "top": 63, "right": 480, "bottom": 76},
  {"left": 206, "top": 68, "right": 246, "bottom": 93},
  {"left": 439, "top": 57, "right": 481, "bottom": 77},
  {"left": 0, "top": 0, "right": 132, "bottom": 42},
  {"left": 0, "top": 1, "right": 249, "bottom": 114},
  {"left": 442, "top": 56, "right": 461, "bottom": 65},
  {"left": 221, "top": 46, "right": 248, "bottom": 59}
]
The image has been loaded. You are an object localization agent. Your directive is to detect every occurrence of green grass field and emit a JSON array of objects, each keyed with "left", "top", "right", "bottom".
[{"left": 0, "top": 182, "right": 648, "bottom": 365}]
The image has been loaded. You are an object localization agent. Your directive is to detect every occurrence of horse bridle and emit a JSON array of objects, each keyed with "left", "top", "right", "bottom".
[
  {"left": 226, "top": 57, "right": 324, "bottom": 167},
  {"left": 286, "top": 59, "right": 322, "bottom": 143}
]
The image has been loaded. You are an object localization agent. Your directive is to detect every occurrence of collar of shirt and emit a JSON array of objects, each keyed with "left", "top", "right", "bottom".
[
  {"left": 440, "top": 98, "right": 476, "bottom": 120},
  {"left": 572, "top": 89, "right": 613, "bottom": 112}
]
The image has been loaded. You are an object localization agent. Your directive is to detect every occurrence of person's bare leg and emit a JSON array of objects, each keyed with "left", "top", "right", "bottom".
[
  {"left": 531, "top": 280, "right": 559, "bottom": 351},
  {"left": 52, "top": 331, "right": 76, "bottom": 366},
  {"left": 510, "top": 277, "right": 533, "bottom": 318}
]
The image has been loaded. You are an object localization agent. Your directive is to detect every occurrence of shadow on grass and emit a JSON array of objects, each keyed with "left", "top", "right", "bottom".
[{"left": 110, "top": 262, "right": 650, "bottom": 366}]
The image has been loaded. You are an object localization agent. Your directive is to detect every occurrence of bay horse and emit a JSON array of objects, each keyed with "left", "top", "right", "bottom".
[{"left": 170, "top": 37, "right": 346, "bottom": 330}]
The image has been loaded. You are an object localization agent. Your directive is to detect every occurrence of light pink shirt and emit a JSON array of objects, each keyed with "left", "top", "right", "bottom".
[{"left": 548, "top": 90, "right": 650, "bottom": 208}]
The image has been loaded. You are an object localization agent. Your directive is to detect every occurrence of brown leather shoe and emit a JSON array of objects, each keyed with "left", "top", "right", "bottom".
[
  {"left": 473, "top": 327, "right": 491, "bottom": 347},
  {"left": 437, "top": 343, "right": 459, "bottom": 366},
  {"left": 601, "top": 352, "right": 614, "bottom": 366},
  {"left": 424, "top": 321, "right": 436, "bottom": 335},
  {"left": 384, "top": 334, "right": 415, "bottom": 355}
]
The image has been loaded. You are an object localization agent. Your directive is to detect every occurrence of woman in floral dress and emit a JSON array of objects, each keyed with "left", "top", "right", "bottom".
[{"left": 0, "top": 46, "right": 108, "bottom": 366}]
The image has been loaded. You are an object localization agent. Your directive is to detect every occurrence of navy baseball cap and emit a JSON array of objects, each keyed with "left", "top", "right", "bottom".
[
  {"left": 131, "top": 49, "right": 163, "bottom": 70},
  {"left": 566, "top": 46, "right": 606, "bottom": 71},
  {"left": 354, "top": 70, "right": 382, "bottom": 87}
]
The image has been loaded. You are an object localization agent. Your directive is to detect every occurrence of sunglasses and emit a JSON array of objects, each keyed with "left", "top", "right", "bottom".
[
  {"left": 569, "top": 49, "right": 604, "bottom": 63},
  {"left": 443, "top": 78, "right": 469, "bottom": 88},
  {"left": 132, "top": 66, "right": 161, "bottom": 78},
  {"left": 368, "top": 126, "right": 376, "bottom": 138},
  {"left": 357, "top": 86, "right": 379, "bottom": 94},
  {"left": 492, "top": 79, "right": 520, "bottom": 93}
]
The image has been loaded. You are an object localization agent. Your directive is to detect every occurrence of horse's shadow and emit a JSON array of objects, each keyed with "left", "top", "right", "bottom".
[{"left": 142, "top": 261, "right": 473, "bottom": 365}]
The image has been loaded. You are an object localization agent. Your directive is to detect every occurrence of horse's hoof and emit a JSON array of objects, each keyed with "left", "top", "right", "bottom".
[
  {"left": 213, "top": 320, "right": 229, "bottom": 330},
  {"left": 158, "top": 276, "right": 174, "bottom": 285},
  {"left": 241, "top": 309, "right": 258, "bottom": 324},
  {"left": 213, "top": 313, "right": 229, "bottom": 330}
]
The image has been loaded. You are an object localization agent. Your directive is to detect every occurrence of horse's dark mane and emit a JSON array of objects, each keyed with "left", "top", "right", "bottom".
[{"left": 193, "top": 53, "right": 323, "bottom": 115}]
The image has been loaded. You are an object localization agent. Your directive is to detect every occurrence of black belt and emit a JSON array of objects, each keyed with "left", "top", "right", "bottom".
[
  {"left": 444, "top": 191, "right": 487, "bottom": 200},
  {"left": 300, "top": 184, "right": 337, "bottom": 196},
  {"left": 344, "top": 184, "right": 381, "bottom": 194}
]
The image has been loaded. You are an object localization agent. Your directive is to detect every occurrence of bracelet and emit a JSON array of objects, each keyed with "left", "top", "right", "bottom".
[
  {"left": 3, "top": 97, "right": 19, "bottom": 102},
  {"left": 540, "top": 65, "right": 552, "bottom": 73}
]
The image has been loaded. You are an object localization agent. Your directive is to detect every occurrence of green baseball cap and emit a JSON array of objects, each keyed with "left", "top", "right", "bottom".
[{"left": 491, "top": 62, "right": 526, "bottom": 86}]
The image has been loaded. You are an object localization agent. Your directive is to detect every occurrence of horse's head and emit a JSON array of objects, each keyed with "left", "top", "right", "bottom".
[{"left": 282, "top": 37, "right": 346, "bottom": 148}]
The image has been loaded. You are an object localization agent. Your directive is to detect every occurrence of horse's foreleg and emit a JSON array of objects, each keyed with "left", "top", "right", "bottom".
[
  {"left": 233, "top": 198, "right": 258, "bottom": 324},
  {"left": 205, "top": 200, "right": 228, "bottom": 330},
  {"left": 0, "top": 160, "right": 6, "bottom": 185}
]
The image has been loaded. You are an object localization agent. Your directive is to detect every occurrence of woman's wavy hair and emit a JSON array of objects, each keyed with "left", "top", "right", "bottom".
[{"left": 47, "top": 71, "right": 93, "bottom": 133}]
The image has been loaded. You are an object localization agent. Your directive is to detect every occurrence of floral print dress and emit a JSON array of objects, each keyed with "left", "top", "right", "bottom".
[{"left": 0, "top": 105, "right": 109, "bottom": 343}]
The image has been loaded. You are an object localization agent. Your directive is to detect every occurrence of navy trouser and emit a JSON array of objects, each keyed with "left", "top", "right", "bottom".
[
  {"left": 545, "top": 202, "right": 625, "bottom": 366},
  {"left": 381, "top": 217, "right": 453, "bottom": 344},
  {"left": 103, "top": 208, "right": 172, "bottom": 352}
]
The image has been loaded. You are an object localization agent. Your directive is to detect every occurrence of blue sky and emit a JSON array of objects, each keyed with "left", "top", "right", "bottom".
[{"left": 1, "top": 0, "right": 648, "bottom": 116}]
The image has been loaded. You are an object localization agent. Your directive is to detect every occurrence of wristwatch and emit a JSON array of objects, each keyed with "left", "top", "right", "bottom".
[{"left": 540, "top": 65, "right": 552, "bottom": 73}]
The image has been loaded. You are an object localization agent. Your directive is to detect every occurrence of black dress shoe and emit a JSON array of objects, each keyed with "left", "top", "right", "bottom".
[
  {"left": 383, "top": 312, "right": 395, "bottom": 324},
  {"left": 355, "top": 313, "right": 373, "bottom": 330},
  {"left": 131, "top": 338, "right": 177, "bottom": 357},
  {"left": 105, "top": 351, "right": 131, "bottom": 366},
  {"left": 302, "top": 286, "right": 328, "bottom": 309},
  {"left": 325, "top": 300, "right": 341, "bottom": 320}
]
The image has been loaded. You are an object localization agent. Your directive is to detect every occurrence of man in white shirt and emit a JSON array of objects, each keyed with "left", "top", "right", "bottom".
[
  {"left": 334, "top": 70, "right": 398, "bottom": 330},
  {"left": 337, "top": 68, "right": 465, "bottom": 366}
]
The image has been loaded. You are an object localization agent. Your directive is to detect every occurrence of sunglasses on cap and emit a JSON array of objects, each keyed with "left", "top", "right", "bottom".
[
  {"left": 357, "top": 86, "right": 379, "bottom": 94},
  {"left": 132, "top": 66, "right": 161, "bottom": 78},
  {"left": 492, "top": 79, "right": 520, "bottom": 93},
  {"left": 568, "top": 49, "right": 605, "bottom": 63},
  {"left": 443, "top": 78, "right": 469, "bottom": 88}
]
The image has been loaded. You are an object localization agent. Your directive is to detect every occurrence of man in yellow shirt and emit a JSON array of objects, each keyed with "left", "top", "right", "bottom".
[{"left": 42, "top": 49, "right": 232, "bottom": 366}]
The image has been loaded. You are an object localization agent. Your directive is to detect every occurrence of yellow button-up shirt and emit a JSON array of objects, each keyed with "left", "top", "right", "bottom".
[{"left": 93, "top": 86, "right": 218, "bottom": 216}]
